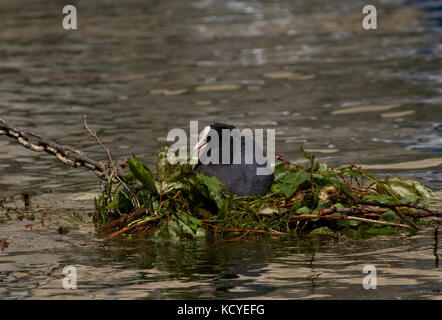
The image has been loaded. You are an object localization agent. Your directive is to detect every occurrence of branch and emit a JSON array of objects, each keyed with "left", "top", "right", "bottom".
[
  {"left": 83, "top": 114, "right": 115, "bottom": 168},
  {"left": 106, "top": 216, "right": 161, "bottom": 239},
  {"left": 358, "top": 200, "right": 442, "bottom": 217},
  {"left": 290, "top": 214, "right": 414, "bottom": 229},
  {"left": 99, "top": 208, "right": 147, "bottom": 231},
  {"left": 83, "top": 114, "right": 138, "bottom": 206}
]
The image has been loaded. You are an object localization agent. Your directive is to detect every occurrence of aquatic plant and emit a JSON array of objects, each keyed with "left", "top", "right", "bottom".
[{"left": 95, "top": 146, "right": 440, "bottom": 241}]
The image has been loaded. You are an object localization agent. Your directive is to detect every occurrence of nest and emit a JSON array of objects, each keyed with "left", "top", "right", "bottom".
[{"left": 95, "top": 146, "right": 441, "bottom": 241}]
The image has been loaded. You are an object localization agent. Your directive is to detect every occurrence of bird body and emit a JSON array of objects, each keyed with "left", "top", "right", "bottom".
[{"left": 194, "top": 123, "right": 274, "bottom": 196}]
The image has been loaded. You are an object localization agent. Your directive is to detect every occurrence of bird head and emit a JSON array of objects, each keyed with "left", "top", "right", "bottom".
[{"left": 192, "top": 123, "right": 236, "bottom": 156}]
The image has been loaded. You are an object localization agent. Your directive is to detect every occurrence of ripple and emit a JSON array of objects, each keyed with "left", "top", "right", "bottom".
[
  {"left": 381, "top": 110, "right": 415, "bottom": 118},
  {"left": 359, "top": 158, "right": 442, "bottom": 170},
  {"left": 331, "top": 104, "right": 401, "bottom": 115},
  {"left": 195, "top": 84, "right": 241, "bottom": 92}
]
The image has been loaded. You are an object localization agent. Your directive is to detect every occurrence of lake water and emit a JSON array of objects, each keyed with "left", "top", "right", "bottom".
[{"left": 0, "top": 0, "right": 440, "bottom": 299}]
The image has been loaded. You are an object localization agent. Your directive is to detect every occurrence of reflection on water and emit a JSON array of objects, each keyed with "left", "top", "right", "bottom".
[
  {"left": 0, "top": 0, "right": 441, "bottom": 299},
  {"left": 0, "top": 216, "right": 440, "bottom": 299}
]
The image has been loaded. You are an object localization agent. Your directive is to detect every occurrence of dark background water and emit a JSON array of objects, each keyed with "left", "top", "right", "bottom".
[{"left": 0, "top": 0, "right": 440, "bottom": 299}]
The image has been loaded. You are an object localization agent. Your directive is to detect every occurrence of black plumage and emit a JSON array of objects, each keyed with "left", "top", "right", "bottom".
[{"left": 194, "top": 123, "right": 274, "bottom": 196}]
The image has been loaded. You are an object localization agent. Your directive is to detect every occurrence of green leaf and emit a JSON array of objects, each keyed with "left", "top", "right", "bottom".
[
  {"left": 156, "top": 146, "right": 169, "bottom": 180},
  {"left": 331, "top": 213, "right": 360, "bottom": 227},
  {"left": 300, "top": 145, "right": 312, "bottom": 161},
  {"left": 309, "top": 226, "right": 335, "bottom": 235},
  {"left": 273, "top": 163, "right": 287, "bottom": 180},
  {"left": 107, "top": 190, "right": 133, "bottom": 211},
  {"left": 366, "top": 225, "right": 396, "bottom": 235},
  {"left": 280, "top": 170, "right": 308, "bottom": 184},
  {"left": 177, "top": 212, "right": 206, "bottom": 238},
  {"left": 312, "top": 200, "right": 331, "bottom": 215},
  {"left": 270, "top": 183, "right": 281, "bottom": 193},
  {"left": 128, "top": 155, "right": 158, "bottom": 194},
  {"left": 196, "top": 173, "right": 228, "bottom": 212},
  {"left": 278, "top": 171, "right": 310, "bottom": 198},
  {"left": 121, "top": 173, "right": 135, "bottom": 183},
  {"left": 334, "top": 203, "right": 345, "bottom": 208},
  {"left": 156, "top": 146, "right": 196, "bottom": 194},
  {"left": 342, "top": 167, "right": 363, "bottom": 180},
  {"left": 175, "top": 211, "right": 202, "bottom": 233},
  {"left": 317, "top": 162, "right": 339, "bottom": 176},
  {"left": 386, "top": 178, "right": 433, "bottom": 204},
  {"left": 156, "top": 146, "right": 191, "bottom": 181},
  {"left": 312, "top": 173, "right": 334, "bottom": 187},
  {"left": 295, "top": 206, "right": 310, "bottom": 215},
  {"left": 151, "top": 219, "right": 183, "bottom": 241},
  {"left": 380, "top": 210, "right": 397, "bottom": 222},
  {"left": 362, "top": 193, "right": 397, "bottom": 203},
  {"left": 151, "top": 214, "right": 205, "bottom": 241},
  {"left": 151, "top": 220, "right": 173, "bottom": 241}
]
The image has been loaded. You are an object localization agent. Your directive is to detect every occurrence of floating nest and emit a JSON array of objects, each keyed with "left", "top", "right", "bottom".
[{"left": 95, "top": 146, "right": 440, "bottom": 241}]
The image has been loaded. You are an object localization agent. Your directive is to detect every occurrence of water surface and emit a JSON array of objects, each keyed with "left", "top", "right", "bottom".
[{"left": 0, "top": 0, "right": 440, "bottom": 299}]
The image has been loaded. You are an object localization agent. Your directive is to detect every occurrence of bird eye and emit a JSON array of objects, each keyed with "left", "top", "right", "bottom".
[{"left": 207, "top": 136, "right": 211, "bottom": 142}]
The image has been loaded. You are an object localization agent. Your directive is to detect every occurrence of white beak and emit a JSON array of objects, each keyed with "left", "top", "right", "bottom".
[
  {"left": 192, "top": 140, "right": 208, "bottom": 154},
  {"left": 193, "top": 125, "right": 211, "bottom": 154}
]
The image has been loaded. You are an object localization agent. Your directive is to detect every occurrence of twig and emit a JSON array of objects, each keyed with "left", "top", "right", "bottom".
[
  {"left": 202, "top": 222, "right": 219, "bottom": 230},
  {"left": 83, "top": 114, "right": 114, "bottom": 168},
  {"left": 290, "top": 214, "right": 414, "bottom": 229},
  {"left": 202, "top": 223, "right": 287, "bottom": 237},
  {"left": 434, "top": 223, "right": 439, "bottom": 268},
  {"left": 309, "top": 155, "right": 315, "bottom": 215},
  {"left": 393, "top": 207, "right": 421, "bottom": 230},
  {"left": 25, "top": 219, "right": 47, "bottom": 230},
  {"left": 318, "top": 206, "right": 387, "bottom": 216},
  {"left": 106, "top": 216, "right": 161, "bottom": 239},
  {"left": 99, "top": 208, "right": 147, "bottom": 231},
  {"left": 358, "top": 200, "right": 442, "bottom": 217},
  {"left": 276, "top": 154, "right": 292, "bottom": 166},
  {"left": 222, "top": 228, "right": 288, "bottom": 236},
  {"left": 83, "top": 114, "right": 138, "bottom": 207},
  {"left": 0, "top": 239, "right": 8, "bottom": 251}
]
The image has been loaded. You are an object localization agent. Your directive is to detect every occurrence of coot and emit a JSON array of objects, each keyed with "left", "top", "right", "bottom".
[{"left": 193, "top": 123, "right": 274, "bottom": 196}]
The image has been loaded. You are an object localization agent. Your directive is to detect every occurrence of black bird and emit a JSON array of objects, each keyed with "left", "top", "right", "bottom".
[{"left": 193, "top": 123, "right": 274, "bottom": 196}]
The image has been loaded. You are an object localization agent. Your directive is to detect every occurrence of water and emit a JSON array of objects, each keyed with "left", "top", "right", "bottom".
[{"left": 0, "top": 0, "right": 441, "bottom": 299}]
